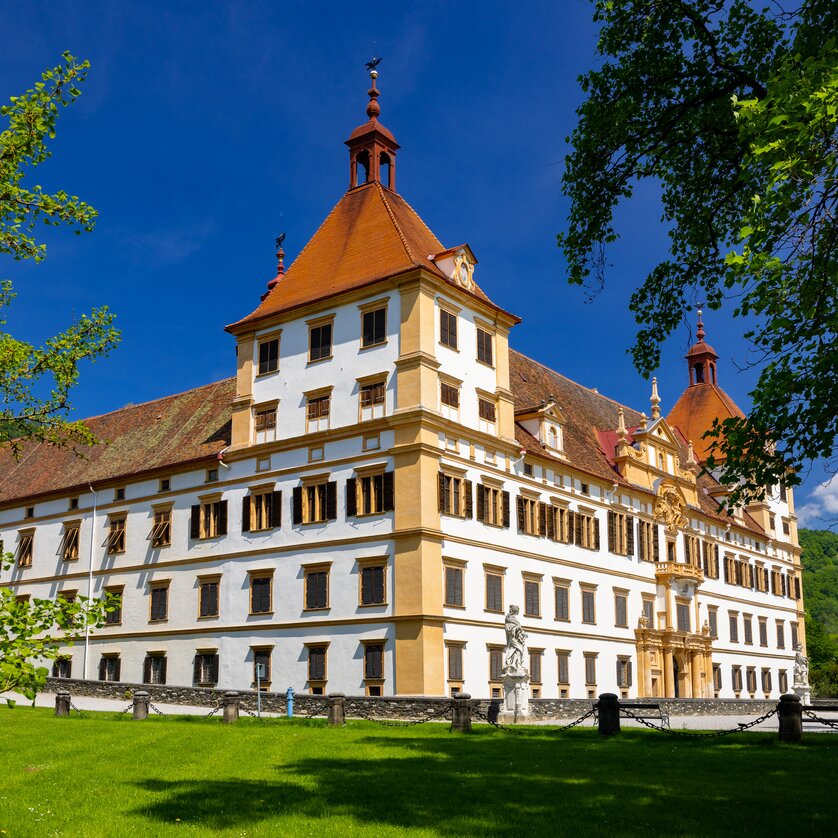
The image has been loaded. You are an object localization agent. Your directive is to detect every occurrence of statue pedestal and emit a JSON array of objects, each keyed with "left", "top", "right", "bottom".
[
  {"left": 501, "top": 671, "right": 530, "bottom": 721},
  {"left": 793, "top": 683, "right": 811, "bottom": 706}
]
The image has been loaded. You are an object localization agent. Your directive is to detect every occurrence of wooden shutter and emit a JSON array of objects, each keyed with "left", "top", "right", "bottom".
[
  {"left": 476, "top": 484, "right": 485, "bottom": 523},
  {"left": 464, "top": 481, "right": 473, "bottom": 518},
  {"left": 653, "top": 525, "right": 660, "bottom": 561},
  {"left": 382, "top": 472, "right": 394, "bottom": 511},
  {"left": 193, "top": 655, "right": 202, "bottom": 685},
  {"left": 517, "top": 496, "right": 526, "bottom": 531},
  {"left": 626, "top": 516, "right": 634, "bottom": 556},
  {"left": 143, "top": 656, "right": 152, "bottom": 684},
  {"left": 159, "top": 657, "right": 167, "bottom": 685},
  {"left": 346, "top": 478, "right": 357, "bottom": 517},
  {"left": 627, "top": 660, "right": 633, "bottom": 687},
  {"left": 209, "top": 654, "right": 219, "bottom": 684},
  {"left": 538, "top": 503, "right": 547, "bottom": 537},
  {"left": 361, "top": 567, "right": 372, "bottom": 605},
  {"left": 593, "top": 517, "right": 601, "bottom": 550},
  {"left": 271, "top": 491, "right": 282, "bottom": 528},
  {"left": 574, "top": 512, "right": 582, "bottom": 545},
  {"left": 99, "top": 657, "right": 106, "bottom": 681},
  {"left": 438, "top": 473, "right": 446, "bottom": 512},
  {"left": 218, "top": 500, "right": 228, "bottom": 535},
  {"left": 325, "top": 482, "right": 337, "bottom": 520},
  {"left": 502, "top": 492, "right": 510, "bottom": 528},
  {"left": 638, "top": 524, "right": 646, "bottom": 561},
  {"left": 306, "top": 574, "right": 316, "bottom": 609},
  {"left": 546, "top": 506, "right": 555, "bottom": 540},
  {"left": 616, "top": 659, "right": 622, "bottom": 687},
  {"left": 114, "top": 658, "right": 121, "bottom": 681},
  {"left": 242, "top": 496, "right": 251, "bottom": 533},
  {"left": 292, "top": 487, "right": 303, "bottom": 524},
  {"left": 190, "top": 505, "right": 201, "bottom": 539},
  {"left": 374, "top": 566, "right": 385, "bottom": 603},
  {"left": 608, "top": 512, "right": 616, "bottom": 552}
]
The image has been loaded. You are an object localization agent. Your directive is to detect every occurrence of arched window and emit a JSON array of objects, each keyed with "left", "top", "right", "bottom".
[
  {"left": 694, "top": 363, "right": 705, "bottom": 384},
  {"left": 355, "top": 150, "right": 371, "bottom": 185},
  {"left": 379, "top": 152, "right": 392, "bottom": 188}
]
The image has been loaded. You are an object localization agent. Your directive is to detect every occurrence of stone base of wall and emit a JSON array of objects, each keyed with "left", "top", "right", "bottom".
[{"left": 44, "top": 678, "right": 777, "bottom": 721}]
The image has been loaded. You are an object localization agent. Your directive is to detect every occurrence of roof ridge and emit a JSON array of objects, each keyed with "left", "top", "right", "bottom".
[
  {"left": 376, "top": 181, "right": 416, "bottom": 264},
  {"left": 387, "top": 189, "right": 445, "bottom": 253}
]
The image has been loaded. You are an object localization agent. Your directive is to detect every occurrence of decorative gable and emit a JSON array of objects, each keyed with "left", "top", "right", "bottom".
[{"left": 516, "top": 398, "right": 567, "bottom": 457}]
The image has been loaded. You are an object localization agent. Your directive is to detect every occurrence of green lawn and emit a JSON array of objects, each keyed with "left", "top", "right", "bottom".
[{"left": 1, "top": 706, "right": 837, "bottom": 837}]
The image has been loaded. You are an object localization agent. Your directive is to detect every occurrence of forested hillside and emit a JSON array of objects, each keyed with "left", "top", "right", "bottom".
[{"left": 799, "top": 528, "right": 838, "bottom": 696}]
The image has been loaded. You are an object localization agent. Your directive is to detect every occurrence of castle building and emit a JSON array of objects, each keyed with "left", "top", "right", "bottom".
[{"left": 0, "top": 72, "right": 803, "bottom": 701}]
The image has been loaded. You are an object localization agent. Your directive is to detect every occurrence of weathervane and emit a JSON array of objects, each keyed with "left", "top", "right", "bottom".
[
  {"left": 365, "top": 56, "right": 382, "bottom": 76},
  {"left": 364, "top": 56, "right": 383, "bottom": 120},
  {"left": 275, "top": 232, "right": 286, "bottom": 272}
]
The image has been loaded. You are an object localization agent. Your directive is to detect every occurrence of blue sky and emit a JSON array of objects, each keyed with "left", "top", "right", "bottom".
[{"left": 1, "top": 0, "right": 830, "bottom": 520}]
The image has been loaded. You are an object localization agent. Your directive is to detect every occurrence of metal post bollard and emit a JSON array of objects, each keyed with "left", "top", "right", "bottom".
[
  {"left": 778, "top": 693, "right": 803, "bottom": 743},
  {"left": 55, "top": 690, "right": 71, "bottom": 717},
  {"left": 327, "top": 692, "right": 346, "bottom": 727},
  {"left": 132, "top": 690, "right": 150, "bottom": 720},
  {"left": 597, "top": 693, "right": 620, "bottom": 736},
  {"left": 451, "top": 692, "right": 473, "bottom": 733},
  {"left": 286, "top": 686, "right": 295, "bottom": 718},
  {"left": 222, "top": 691, "right": 240, "bottom": 724}
]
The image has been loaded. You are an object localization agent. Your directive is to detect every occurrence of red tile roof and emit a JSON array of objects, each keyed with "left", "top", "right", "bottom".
[{"left": 667, "top": 383, "right": 745, "bottom": 463}]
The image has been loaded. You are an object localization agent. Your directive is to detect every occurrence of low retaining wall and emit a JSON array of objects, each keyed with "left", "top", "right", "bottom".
[{"left": 44, "top": 678, "right": 777, "bottom": 720}]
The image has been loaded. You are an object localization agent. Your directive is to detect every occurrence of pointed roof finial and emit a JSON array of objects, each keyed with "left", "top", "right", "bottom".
[
  {"left": 650, "top": 377, "right": 661, "bottom": 419},
  {"left": 696, "top": 306, "right": 705, "bottom": 342},
  {"left": 617, "top": 407, "right": 628, "bottom": 442},
  {"left": 365, "top": 57, "right": 382, "bottom": 120},
  {"left": 639, "top": 411, "right": 648, "bottom": 431},
  {"left": 262, "top": 232, "right": 286, "bottom": 300}
]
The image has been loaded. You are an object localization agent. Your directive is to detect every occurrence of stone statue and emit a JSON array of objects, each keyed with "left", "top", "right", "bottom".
[
  {"left": 793, "top": 644, "right": 809, "bottom": 687},
  {"left": 638, "top": 613, "right": 649, "bottom": 629},
  {"left": 503, "top": 605, "right": 528, "bottom": 676}
]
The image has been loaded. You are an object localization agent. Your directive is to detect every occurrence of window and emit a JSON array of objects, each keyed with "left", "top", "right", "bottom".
[
  {"left": 199, "top": 578, "right": 220, "bottom": 618},
  {"left": 193, "top": 652, "right": 219, "bottom": 686},
  {"left": 546, "top": 506, "right": 572, "bottom": 543},
  {"left": 243, "top": 490, "right": 281, "bottom": 532},
  {"left": 304, "top": 566, "right": 329, "bottom": 610},
  {"left": 104, "top": 587, "right": 123, "bottom": 625},
  {"left": 782, "top": 520, "right": 790, "bottom": 536},
  {"left": 476, "top": 484, "right": 508, "bottom": 527},
  {"left": 523, "top": 463, "right": 533, "bottom": 476},
  {"left": 104, "top": 517, "right": 126, "bottom": 554},
  {"left": 489, "top": 648, "right": 504, "bottom": 682},
  {"left": 642, "top": 597, "right": 655, "bottom": 628},
  {"left": 476, "top": 327, "right": 493, "bottom": 366},
  {"left": 69, "top": 497, "right": 79, "bottom": 510},
  {"left": 250, "top": 573, "right": 273, "bottom": 614},
  {"left": 637, "top": 521, "right": 660, "bottom": 562},
  {"left": 440, "top": 381, "right": 460, "bottom": 420},
  {"left": 438, "top": 473, "right": 472, "bottom": 518},
  {"left": 758, "top": 617, "right": 768, "bottom": 647},
  {"left": 306, "top": 394, "right": 331, "bottom": 433},
  {"left": 347, "top": 472, "right": 395, "bottom": 517},
  {"left": 574, "top": 510, "right": 600, "bottom": 550},
  {"left": 364, "top": 642, "right": 384, "bottom": 681},
  {"left": 485, "top": 569, "right": 504, "bottom": 613},
  {"left": 24, "top": 506, "right": 34, "bottom": 518},
  {"left": 779, "top": 670, "right": 788, "bottom": 693},
  {"left": 440, "top": 308, "right": 458, "bottom": 349},
  {"left": 359, "top": 380, "right": 386, "bottom": 421},
  {"left": 362, "top": 306, "right": 386, "bottom": 347},
  {"left": 253, "top": 649, "right": 271, "bottom": 687},
  {"left": 708, "top": 607, "right": 718, "bottom": 638},
  {"left": 676, "top": 602, "right": 690, "bottom": 633},
  {"left": 309, "top": 321, "right": 333, "bottom": 362},
  {"left": 60, "top": 522, "right": 80, "bottom": 562},
  {"left": 478, "top": 397, "right": 497, "bottom": 433},
  {"left": 683, "top": 533, "right": 700, "bottom": 567},
  {"left": 445, "top": 564, "right": 464, "bottom": 607},
  {"left": 149, "top": 508, "right": 172, "bottom": 548},
  {"left": 732, "top": 666, "right": 743, "bottom": 693},
  {"left": 614, "top": 591, "right": 628, "bottom": 628},
  {"left": 581, "top": 588, "right": 596, "bottom": 624},
  {"left": 746, "top": 667, "right": 757, "bottom": 694},
  {"left": 755, "top": 564, "right": 769, "bottom": 592},
  {"left": 517, "top": 496, "right": 543, "bottom": 536},
  {"left": 666, "top": 541, "right": 676, "bottom": 562},
  {"left": 743, "top": 615, "right": 753, "bottom": 645},
  {"left": 143, "top": 654, "right": 167, "bottom": 685},
  {"left": 149, "top": 583, "right": 169, "bottom": 622},
  {"left": 729, "top": 612, "right": 739, "bottom": 643},
  {"left": 360, "top": 564, "right": 386, "bottom": 606},
  {"left": 258, "top": 337, "right": 279, "bottom": 374},
  {"left": 308, "top": 645, "right": 327, "bottom": 686},
  {"left": 554, "top": 583, "right": 570, "bottom": 621},
  {"left": 713, "top": 664, "right": 722, "bottom": 694},
  {"left": 791, "top": 622, "right": 799, "bottom": 649},
  {"left": 779, "top": 483, "right": 787, "bottom": 503},
  {"left": 159, "top": 479, "right": 170, "bottom": 493},
  {"left": 529, "top": 651, "right": 543, "bottom": 684},
  {"left": 114, "top": 488, "right": 125, "bottom": 501},
  {"left": 524, "top": 578, "right": 541, "bottom": 618},
  {"left": 254, "top": 406, "right": 278, "bottom": 443},
  {"left": 702, "top": 540, "right": 719, "bottom": 577},
  {"left": 256, "top": 456, "right": 271, "bottom": 473},
  {"left": 292, "top": 480, "right": 337, "bottom": 525},
  {"left": 448, "top": 644, "right": 464, "bottom": 682},
  {"left": 584, "top": 653, "right": 597, "bottom": 686},
  {"left": 761, "top": 668, "right": 772, "bottom": 694},
  {"left": 616, "top": 657, "right": 633, "bottom": 689},
  {"left": 191, "top": 498, "right": 228, "bottom": 540},
  {"left": 52, "top": 657, "right": 72, "bottom": 679},
  {"left": 776, "top": 621, "right": 785, "bottom": 649},
  {"left": 607, "top": 512, "right": 634, "bottom": 556},
  {"left": 557, "top": 652, "right": 570, "bottom": 686},
  {"left": 98, "top": 656, "right": 121, "bottom": 682},
  {"left": 206, "top": 467, "right": 219, "bottom": 483}
]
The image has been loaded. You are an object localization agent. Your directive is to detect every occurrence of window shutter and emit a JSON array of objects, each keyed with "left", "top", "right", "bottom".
[
  {"left": 608, "top": 512, "right": 616, "bottom": 552},
  {"left": 464, "top": 481, "right": 473, "bottom": 518},
  {"left": 653, "top": 525, "right": 660, "bottom": 561},
  {"left": 626, "top": 516, "right": 634, "bottom": 556},
  {"left": 209, "top": 654, "right": 219, "bottom": 684},
  {"left": 346, "top": 478, "right": 358, "bottom": 518},
  {"left": 374, "top": 566, "right": 385, "bottom": 603},
  {"left": 517, "top": 496, "right": 526, "bottom": 531},
  {"left": 574, "top": 512, "right": 582, "bottom": 546},
  {"left": 546, "top": 506, "right": 555, "bottom": 540},
  {"left": 190, "top": 505, "right": 201, "bottom": 539},
  {"left": 502, "top": 492, "right": 510, "bottom": 528},
  {"left": 242, "top": 496, "right": 251, "bottom": 533},
  {"left": 271, "top": 491, "right": 282, "bottom": 528},
  {"left": 538, "top": 503, "right": 547, "bottom": 537},
  {"left": 616, "top": 659, "right": 622, "bottom": 686},
  {"left": 193, "top": 655, "right": 202, "bottom": 685},
  {"left": 702, "top": 541, "right": 708, "bottom": 574},
  {"left": 593, "top": 517, "right": 601, "bottom": 550},
  {"left": 114, "top": 658, "right": 121, "bottom": 681},
  {"left": 160, "top": 657, "right": 167, "bottom": 685},
  {"left": 306, "top": 575, "right": 316, "bottom": 609},
  {"left": 99, "top": 657, "right": 106, "bottom": 681},
  {"left": 638, "top": 525, "right": 646, "bottom": 561},
  {"left": 218, "top": 500, "right": 228, "bottom": 535},
  {"left": 361, "top": 567, "right": 372, "bottom": 605},
  {"left": 382, "top": 472, "right": 394, "bottom": 511},
  {"left": 326, "top": 482, "right": 337, "bottom": 520},
  {"left": 438, "top": 473, "right": 446, "bottom": 512},
  {"left": 627, "top": 660, "right": 633, "bottom": 687},
  {"left": 292, "top": 487, "right": 303, "bottom": 525},
  {"left": 683, "top": 532, "right": 688, "bottom": 562},
  {"left": 476, "top": 484, "right": 485, "bottom": 523},
  {"left": 795, "top": 577, "right": 801, "bottom": 599},
  {"left": 143, "top": 656, "right": 152, "bottom": 684}
]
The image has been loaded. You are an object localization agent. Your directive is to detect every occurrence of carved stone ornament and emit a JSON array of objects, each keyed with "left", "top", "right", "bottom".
[
  {"left": 503, "top": 604, "right": 528, "bottom": 677},
  {"left": 654, "top": 486, "right": 688, "bottom": 533},
  {"left": 453, "top": 251, "right": 474, "bottom": 290}
]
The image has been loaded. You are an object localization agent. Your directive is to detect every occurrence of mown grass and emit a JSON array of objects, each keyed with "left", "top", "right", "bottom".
[{"left": 1, "top": 705, "right": 837, "bottom": 837}]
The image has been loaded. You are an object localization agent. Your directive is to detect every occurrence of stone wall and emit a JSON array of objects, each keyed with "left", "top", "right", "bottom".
[{"left": 44, "top": 678, "right": 777, "bottom": 721}]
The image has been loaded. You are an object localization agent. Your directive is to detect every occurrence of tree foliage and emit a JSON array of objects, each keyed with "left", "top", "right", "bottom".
[
  {"left": 560, "top": 1, "right": 838, "bottom": 508},
  {"left": 1, "top": 52, "right": 119, "bottom": 456}
]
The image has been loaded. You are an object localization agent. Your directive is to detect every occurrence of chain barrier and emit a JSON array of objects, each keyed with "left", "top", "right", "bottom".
[
  {"left": 204, "top": 704, "right": 222, "bottom": 719},
  {"left": 292, "top": 704, "right": 327, "bottom": 719},
  {"left": 620, "top": 707, "right": 777, "bottom": 739},
  {"left": 353, "top": 703, "right": 453, "bottom": 727},
  {"left": 148, "top": 703, "right": 166, "bottom": 716},
  {"left": 69, "top": 701, "right": 85, "bottom": 717},
  {"left": 119, "top": 702, "right": 134, "bottom": 715},
  {"left": 471, "top": 705, "right": 596, "bottom": 734},
  {"left": 803, "top": 709, "right": 838, "bottom": 731}
]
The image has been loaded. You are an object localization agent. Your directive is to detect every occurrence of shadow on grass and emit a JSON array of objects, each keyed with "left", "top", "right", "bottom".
[{"left": 128, "top": 727, "right": 838, "bottom": 836}]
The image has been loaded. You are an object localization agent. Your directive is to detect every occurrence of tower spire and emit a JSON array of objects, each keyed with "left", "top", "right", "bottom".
[{"left": 685, "top": 306, "right": 719, "bottom": 386}]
